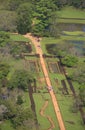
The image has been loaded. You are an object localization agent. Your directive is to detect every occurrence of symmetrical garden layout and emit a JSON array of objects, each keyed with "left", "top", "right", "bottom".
[
  {"left": 24, "top": 33, "right": 85, "bottom": 130},
  {"left": 0, "top": 32, "right": 85, "bottom": 130},
  {"left": 25, "top": 34, "right": 65, "bottom": 130}
]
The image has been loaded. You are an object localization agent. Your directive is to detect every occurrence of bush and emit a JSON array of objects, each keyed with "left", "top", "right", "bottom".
[
  {"left": 17, "top": 95, "right": 23, "bottom": 105},
  {"left": 61, "top": 55, "right": 78, "bottom": 67}
]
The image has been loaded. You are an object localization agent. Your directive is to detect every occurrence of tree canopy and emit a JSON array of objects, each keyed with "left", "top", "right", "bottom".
[
  {"left": 0, "top": 0, "right": 85, "bottom": 35},
  {"left": 0, "top": 11, "right": 17, "bottom": 32},
  {"left": 0, "top": 31, "right": 10, "bottom": 47},
  {"left": 0, "top": 62, "right": 10, "bottom": 79},
  {"left": 8, "top": 69, "right": 34, "bottom": 91},
  {"left": 61, "top": 55, "right": 78, "bottom": 67},
  {"left": 17, "top": 2, "right": 33, "bottom": 34}
]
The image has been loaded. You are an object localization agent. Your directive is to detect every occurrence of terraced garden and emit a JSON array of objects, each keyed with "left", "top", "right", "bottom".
[{"left": 0, "top": 6, "right": 85, "bottom": 130}]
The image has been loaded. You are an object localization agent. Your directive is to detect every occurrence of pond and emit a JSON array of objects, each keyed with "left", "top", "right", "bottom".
[
  {"left": 46, "top": 40, "right": 85, "bottom": 56},
  {"left": 68, "top": 40, "right": 85, "bottom": 54},
  {"left": 58, "top": 23, "right": 85, "bottom": 32}
]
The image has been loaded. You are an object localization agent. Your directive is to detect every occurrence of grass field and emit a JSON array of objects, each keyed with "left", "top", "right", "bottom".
[
  {"left": 0, "top": 121, "right": 14, "bottom": 130},
  {"left": 63, "top": 31, "right": 85, "bottom": 36},
  {"left": 10, "top": 34, "right": 30, "bottom": 42},
  {"left": 57, "top": 6, "right": 85, "bottom": 24},
  {"left": 34, "top": 93, "right": 60, "bottom": 130},
  {"left": 57, "top": 19, "right": 85, "bottom": 24},
  {"left": 57, "top": 6, "right": 85, "bottom": 19},
  {"left": 57, "top": 94, "right": 85, "bottom": 130}
]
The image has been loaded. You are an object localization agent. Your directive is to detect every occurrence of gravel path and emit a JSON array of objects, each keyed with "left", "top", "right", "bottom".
[{"left": 24, "top": 33, "right": 66, "bottom": 130}]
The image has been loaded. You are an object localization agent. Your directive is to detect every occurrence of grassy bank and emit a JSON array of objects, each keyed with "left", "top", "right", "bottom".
[
  {"left": 57, "top": 6, "right": 85, "bottom": 24},
  {"left": 10, "top": 34, "right": 29, "bottom": 42},
  {"left": 57, "top": 6, "right": 85, "bottom": 19}
]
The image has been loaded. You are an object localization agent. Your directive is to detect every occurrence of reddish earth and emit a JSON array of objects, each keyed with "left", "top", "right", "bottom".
[{"left": 24, "top": 33, "right": 66, "bottom": 130}]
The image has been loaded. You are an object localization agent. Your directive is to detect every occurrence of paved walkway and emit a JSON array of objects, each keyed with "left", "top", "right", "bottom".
[{"left": 24, "top": 33, "right": 66, "bottom": 130}]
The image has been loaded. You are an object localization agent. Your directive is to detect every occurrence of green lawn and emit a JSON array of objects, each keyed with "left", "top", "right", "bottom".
[
  {"left": 63, "top": 31, "right": 85, "bottom": 36},
  {"left": 57, "top": 94, "right": 85, "bottom": 130},
  {"left": 0, "top": 121, "right": 14, "bottom": 130},
  {"left": 57, "top": 18, "right": 85, "bottom": 24},
  {"left": 41, "top": 37, "right": 61, "bottom": 54},
  {"left": 33, "top": 93, "right": 59, "bottom": 130},
  {"left": 57, "top": 6, "right": 85, "bottom": 24},
  {"left": 61, "top": 35, "right": 85, "bottom": 41},
  {"left": 57, "top": 6, "right": 85, "bottom": 19},
  {"left": 10, "top": 34, "right": 30, "bottom": 42}
]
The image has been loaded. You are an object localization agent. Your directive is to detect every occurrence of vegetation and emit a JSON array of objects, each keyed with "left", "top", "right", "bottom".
[
  {"left": 0, "top": 0, "right": 85, "bottom": 130},
  {"left": 41, "top": 30, "right": 85, "bottom": 128},
  {"left": 8, "top": 69, "right": 34, "bottom": 91},
  {"left": 0, "top": 32, "right": 32, "bottom": 58},
  {"left": 0, "top": 31, "right": 10, "bottom": 47},
  {"left": 61, "top": 55, "right": 78, "bottom": 67},
  {"left": 17, "top": 95, "right": 23, "bottom": 105},
  {"left": 57, "top": 6, "right": 85, "bottom": 18},
  {"left": 17, "top": 2, "right": 33, "bottom": 34},
  {"left": 0, "top": 62, "right": 10, "bottom": 79},
  {"left": 0, "top": 11, "right": 17, "bottom": 32},
  {"left": 0, "top": 0, "right": 85, "bottom": 36},
  {"left": 32, "top": 0, "right": 58, "bottom": 36}
]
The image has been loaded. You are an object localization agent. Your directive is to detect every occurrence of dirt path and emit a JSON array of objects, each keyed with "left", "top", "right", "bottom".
[
  {"left": 40, "top": 100, "right": 55, "bottom": 130},
  {"left": 24, "top": 33, "right": 66, "bottom": 130}
]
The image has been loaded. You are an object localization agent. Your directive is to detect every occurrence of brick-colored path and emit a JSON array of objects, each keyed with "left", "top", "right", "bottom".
[{"left": 24, "top": 33, "right": 66, "bottom": 130}]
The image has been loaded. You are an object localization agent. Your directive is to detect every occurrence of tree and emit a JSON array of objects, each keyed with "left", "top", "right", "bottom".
[
  {"left": 3, "top": 100, "right": 17, "bottom": 119},
  {"left": 8, "top": 0, "right": 32, "bottom": 11},
  {"left": 17, "top": 95, "right": 23, "bottom": 105},
  {"left": 0, "top": 11, "right": 17, "bottom": 32},
  {"left": 8, "top": 69, "right": 34, "bottom": 91},
  {"left": 71, "top": 63, "right": 85, "bottom": 105},
  {"left": 11, "top": 108, "right": 34, "bottom": 128},
  {"left": 8, "top": 0, "right": 23, "bottom": 11},
  {"left": 10, "top": 41, "right": 31, "bottom": 57},
  {"left": 69, "top": 63, "right": 85, "bottom": 105},
  {"left": 0, "top": 31, "right": 10, "bottom": 47},
  {"left": 32, "top": 0, "right": 57, "bottom": 36},
  {"left": 61, "top": 55, "right": 78, "bottom": 67},
  {"left": 17, "top": 3, "right": 33, "bottom": 34},
  {"left": 1, "top": 99, "right": 34, "bottom": 129},
  {"left": 48, "top": 13, "right": 59, "bottom": 37},
  {"left": 70, "top": 64, "right": 85, "bottom": 84},
  {"left": 54, "top": 0, "right": 62, "bottom": 8},
  {"left": 0, "top": 62, "right": 10, "bottom": 80},
  {"left": 82, "top": 0, "right": 85, "bottom": 8},
  {"left": 71, "top": 0, "right": 83, "bottom": 8}
]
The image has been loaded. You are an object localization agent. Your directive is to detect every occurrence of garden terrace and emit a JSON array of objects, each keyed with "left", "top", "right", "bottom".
[
  {"left": 25, "top": 60, "right": 41, "bottom": 73},
  {"left": 47, "top": 62, "right": 60, "bottom": 74},
  {"left": 61, "top": 80, "right": 69, "bottom": 95}
]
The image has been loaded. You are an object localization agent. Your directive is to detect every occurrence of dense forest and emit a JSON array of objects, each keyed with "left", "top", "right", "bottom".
[{"left": 0, "top": 0, "right": 85, "bottom": 36}]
